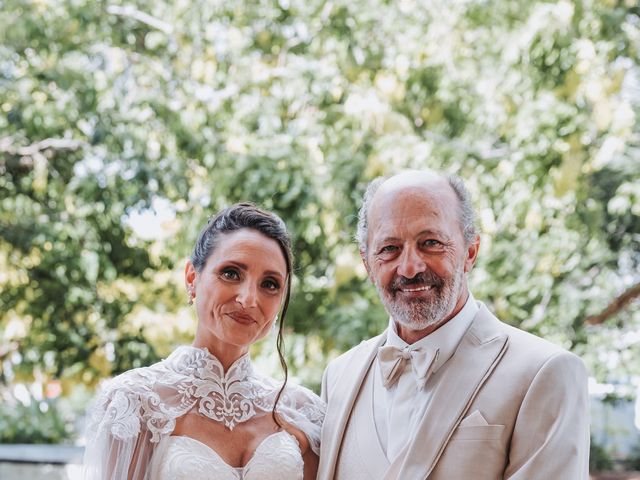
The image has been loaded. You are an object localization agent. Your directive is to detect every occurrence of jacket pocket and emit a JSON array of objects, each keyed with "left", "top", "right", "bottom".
[
  {"left": 430, "top": 425, "right": 507, "bottom": 479},
  {"left": 448, "top": 424, "right": 505, "bottom": 442}
]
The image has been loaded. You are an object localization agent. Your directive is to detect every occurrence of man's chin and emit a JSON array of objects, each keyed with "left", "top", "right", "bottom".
[
  {"left": 394, "top": 317, "right": 441, "bottom": 332},
  {"left": 385, "top": 300, "right": 450, "bottom": 331}
]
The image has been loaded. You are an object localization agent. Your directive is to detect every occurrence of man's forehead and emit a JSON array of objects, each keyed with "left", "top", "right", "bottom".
[
  {"left": 364, "top": 173, "right": 460, "bottom": 249},
  {"left": 370, "top": 176, "right": 455, "bottom": 219}
]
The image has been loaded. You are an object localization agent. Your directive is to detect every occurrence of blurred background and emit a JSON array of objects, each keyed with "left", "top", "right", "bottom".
[{"left": 0, "top": 0, "right": 639, "bottom": 478}]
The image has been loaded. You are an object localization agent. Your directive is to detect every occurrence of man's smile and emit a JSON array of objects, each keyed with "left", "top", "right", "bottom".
[{"left": 399, "top": 285, "right": 432, "bottom": 293}]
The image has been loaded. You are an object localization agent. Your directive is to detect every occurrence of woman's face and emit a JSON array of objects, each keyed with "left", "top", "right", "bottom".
[{"left": 185, "top": 228, "right": 288, "bottom": 351}]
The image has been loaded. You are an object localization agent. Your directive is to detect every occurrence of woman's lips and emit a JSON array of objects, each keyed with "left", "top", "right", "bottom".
[{"left": 226, "top": 311, "right": 256, "bottom": 325}]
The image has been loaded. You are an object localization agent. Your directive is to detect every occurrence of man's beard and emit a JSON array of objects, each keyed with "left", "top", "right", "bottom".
[{"left": 375, "top": 263, "right": 465, "bottom": 331}]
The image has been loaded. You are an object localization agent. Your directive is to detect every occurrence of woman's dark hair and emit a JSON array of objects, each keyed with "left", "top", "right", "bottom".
[{"left": 191, "top": 202, "right": 293, "bottom": 427}]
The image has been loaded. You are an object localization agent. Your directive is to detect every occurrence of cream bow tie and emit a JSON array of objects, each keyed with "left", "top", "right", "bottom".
[{"left": 377, "top": 345, "right": 439, "bottom": 390}]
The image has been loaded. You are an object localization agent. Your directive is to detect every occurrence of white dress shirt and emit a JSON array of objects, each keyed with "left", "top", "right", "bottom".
[{"left": 372, "top": 294, "right": 479, "bottom": 461}]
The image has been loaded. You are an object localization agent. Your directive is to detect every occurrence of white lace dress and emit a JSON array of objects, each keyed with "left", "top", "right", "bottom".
[{"left": 82, "top": 346, "right": 325, "bottom": 480}]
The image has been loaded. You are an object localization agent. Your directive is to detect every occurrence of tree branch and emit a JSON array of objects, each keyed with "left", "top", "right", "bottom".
[
  {"left": 0, "top": 137, "right": 88, "bottom": 156},
  {"left": 0, "top": 137, "right": 87, "bottom": 168},
  {"left": 585, "top": 282, "right": 640, "bottom": 325},
  {"left": 107, "top": 5, "right": 173, "bottom": 34}
]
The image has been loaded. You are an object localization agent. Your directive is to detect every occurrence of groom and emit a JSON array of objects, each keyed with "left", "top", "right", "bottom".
[{"left": 318, "top": 170, "right": 590, "bottom": 479}]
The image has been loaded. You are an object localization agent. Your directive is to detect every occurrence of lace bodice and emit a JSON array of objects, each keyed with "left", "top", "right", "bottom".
[
  {"left": 82, "top": 346, "right": 324, "bottom": 480},
  {"left": 150, "top": 432, "right": 303, "bottom": 480}
]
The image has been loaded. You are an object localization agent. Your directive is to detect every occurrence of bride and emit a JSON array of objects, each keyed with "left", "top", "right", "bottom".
[{"left": 82, "top": 203, "right": 325, "bottom": 479}]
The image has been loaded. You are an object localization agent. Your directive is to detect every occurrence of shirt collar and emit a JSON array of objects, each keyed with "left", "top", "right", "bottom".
[{"left": 386, "top": 292, "right": 478, "bottom": 374}]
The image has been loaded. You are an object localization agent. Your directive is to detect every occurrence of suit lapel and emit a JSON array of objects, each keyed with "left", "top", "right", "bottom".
[
  {"left": 319, "top": 332, "right": 386, "bottom": 480},
  {"left": 387, "top": 306, "right": 508, "bottom": 480}
]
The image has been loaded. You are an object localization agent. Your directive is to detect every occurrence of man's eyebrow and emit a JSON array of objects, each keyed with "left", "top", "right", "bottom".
[
  {"left": 374, "top": 229, "right": 447, "bottom": 244},
  {"left": 373, "top": 236, "right": 401, "bottom": 246},
  {"left": 417, "top": 229, "right": 448, "bottom": 238}
]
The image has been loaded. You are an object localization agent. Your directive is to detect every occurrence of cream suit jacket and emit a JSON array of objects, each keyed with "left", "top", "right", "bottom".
[{"left": 318, "top": 303, "right": 590, "bottom": 480}]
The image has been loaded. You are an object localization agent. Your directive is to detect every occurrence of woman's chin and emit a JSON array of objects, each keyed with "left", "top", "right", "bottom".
[{"left": 219, "top": 329, "right": 261, "bottom": 349}]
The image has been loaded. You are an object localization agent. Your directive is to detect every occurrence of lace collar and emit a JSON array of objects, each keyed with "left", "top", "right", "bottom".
[
  {"left": 168, "top": 346, "right": 254, "bottom": 383},
  {"left": 165, "top": 346, "right": 267, "bottom": 430}
]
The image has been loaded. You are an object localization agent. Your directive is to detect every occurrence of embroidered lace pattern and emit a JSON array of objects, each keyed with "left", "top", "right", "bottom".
[
  {"left": 180, "top": 349, "right": 259, "bottom": 430},
  {"left": 82, "top": 346, "right": 325, "bottom": 480}
]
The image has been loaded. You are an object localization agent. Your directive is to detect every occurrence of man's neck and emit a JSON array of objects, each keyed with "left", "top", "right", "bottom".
[{"left": 396, "top": 317, "right": 451, "bottom": 344}]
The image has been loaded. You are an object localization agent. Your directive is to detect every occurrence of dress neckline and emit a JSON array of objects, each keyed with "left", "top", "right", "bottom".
[{"left": 169, "top": 431, "right": 299, "bottom": 471}]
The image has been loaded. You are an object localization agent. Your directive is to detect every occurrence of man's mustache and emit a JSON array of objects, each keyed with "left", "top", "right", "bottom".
[{"left": 389, "top": 271, "right": 445, "bottom": 292}]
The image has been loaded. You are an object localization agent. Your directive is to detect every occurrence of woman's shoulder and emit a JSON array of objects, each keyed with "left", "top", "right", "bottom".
[
  {"left": 86, "top": 367, "right": 154, "bottom": 443},
  {"left": 88, "top": 353, "right": 190, "bottom": 442},
  {"left": 277, "top": 379, "right": 325, "bottom": 425},
  {"left": 281, "top": 380, "right": 322, "bottom": 405},
  {"left": 98, "top": 358, "right": 167, "bottom": 397},
  {"left": 90, "top": 362, "right": 164, "bottom": 415},
  {"left": 99, "top": 346, "right": 198, "bottom": 396},
  {"left": 273, "top": 379, "right": 325, "bottom": 457}
]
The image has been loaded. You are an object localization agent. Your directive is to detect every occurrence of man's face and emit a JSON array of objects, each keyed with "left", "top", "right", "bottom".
[{"left": 364, "top": 181, "right": 478, "bottom": 336}]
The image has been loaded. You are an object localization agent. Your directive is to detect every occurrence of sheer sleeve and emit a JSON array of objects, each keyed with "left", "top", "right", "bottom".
[
  {"left": 83, "top": 383, "right": 142, "bottom": 479},
  {"left": 277, "top": 383, "right": 326, "bottom": 456},
  {"left": 82, "top": 373, "right": 174, "bottom": 480}
]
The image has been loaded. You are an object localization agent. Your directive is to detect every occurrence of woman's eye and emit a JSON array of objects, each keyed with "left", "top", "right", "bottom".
[
  {"left": 262, "top": 278, "right": 280, "bottom": 291},
  {"left": 220, "top": 268, "right": 240, "bottom": 280}
]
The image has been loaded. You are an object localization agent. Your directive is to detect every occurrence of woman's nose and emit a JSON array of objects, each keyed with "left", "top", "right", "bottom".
[{"left": 235, "top": 282, "right": 258, "bottom": 308}]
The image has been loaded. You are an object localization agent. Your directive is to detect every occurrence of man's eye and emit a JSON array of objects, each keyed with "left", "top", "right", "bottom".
[
  {"left": 262, "top": 278, "right": 280, "bottom": 291},
  {"left": 221, "top": 268, "right": 240, "bottom": 280},
  {"left": 422, "top": 239, "right": 442, "bottom": 248},
  {"left": 379, "top": 245, "right": 399, "bottom": 254}
]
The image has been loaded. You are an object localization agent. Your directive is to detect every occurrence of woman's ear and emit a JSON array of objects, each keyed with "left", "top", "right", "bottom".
[{"left": 185, "top": 260, "right": 197, "bottom": 290}]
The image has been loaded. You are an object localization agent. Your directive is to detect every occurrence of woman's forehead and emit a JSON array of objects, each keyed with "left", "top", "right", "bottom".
[{"left": 209, "top": 229, "right": 288, "bottom": 273}]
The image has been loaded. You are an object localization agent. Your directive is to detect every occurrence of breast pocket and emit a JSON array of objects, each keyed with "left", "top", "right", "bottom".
[
  {"left": 429, "top": 425, "right": 507, "bottom": 479},
  {"left": 449, "top": 424, "right": 505, "bottom": 442}
]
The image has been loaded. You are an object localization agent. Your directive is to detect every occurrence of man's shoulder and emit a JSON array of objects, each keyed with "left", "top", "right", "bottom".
[{"left": 473, "top": 302, "right": 585, "bottom": 371}]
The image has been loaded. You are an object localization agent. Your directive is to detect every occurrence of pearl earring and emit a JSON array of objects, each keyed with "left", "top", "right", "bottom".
[{"left": 187, "top": 287, "right": 195, "bottom": 306}]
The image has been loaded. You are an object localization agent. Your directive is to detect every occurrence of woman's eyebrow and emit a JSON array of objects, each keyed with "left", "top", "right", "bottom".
[
  {"left": 225, "top": 261, "right": 284, "bottom": 279},
  {"left": 263, "top": 270, "right": 285, "bottom": 279}
]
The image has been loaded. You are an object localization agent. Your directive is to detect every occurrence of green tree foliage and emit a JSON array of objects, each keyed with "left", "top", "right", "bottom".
[
  {"left": 0, "top": 398, "right": 72, "bottom": 443},
  {"left": 1, "top": 0, "right": 639, "bottom": 397},
  {"left": 589, "top": 435, "right": 614, "bottom": 472}
]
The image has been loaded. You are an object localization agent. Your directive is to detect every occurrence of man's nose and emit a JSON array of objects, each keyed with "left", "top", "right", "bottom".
[
  {"left": 397, "top": 247, "right": 426, "bottom": 279},
  {"left": 236, "top": 282, "right": 258, "bottom": 308}
]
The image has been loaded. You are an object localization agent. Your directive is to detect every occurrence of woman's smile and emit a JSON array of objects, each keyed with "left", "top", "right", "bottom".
[{"left": 226, "top": 310, "right": 257, "bottom": 325}]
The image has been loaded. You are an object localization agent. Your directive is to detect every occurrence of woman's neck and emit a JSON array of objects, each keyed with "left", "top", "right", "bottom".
[{"left": 192, "top": 335, "right": 249, "bottom": 371}]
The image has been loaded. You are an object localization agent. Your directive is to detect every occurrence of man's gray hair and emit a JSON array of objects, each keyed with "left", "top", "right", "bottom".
[{"left": 356, "top": 173, "right": 478, "bottom": 252}]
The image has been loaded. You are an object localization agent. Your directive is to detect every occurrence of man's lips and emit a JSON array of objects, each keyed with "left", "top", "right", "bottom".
[
  {"left": 398, "top": 285, "right": 432, "bottom": 293},
  {"left": 226, "top": 311, "right": 256, "bottom": 324}
]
